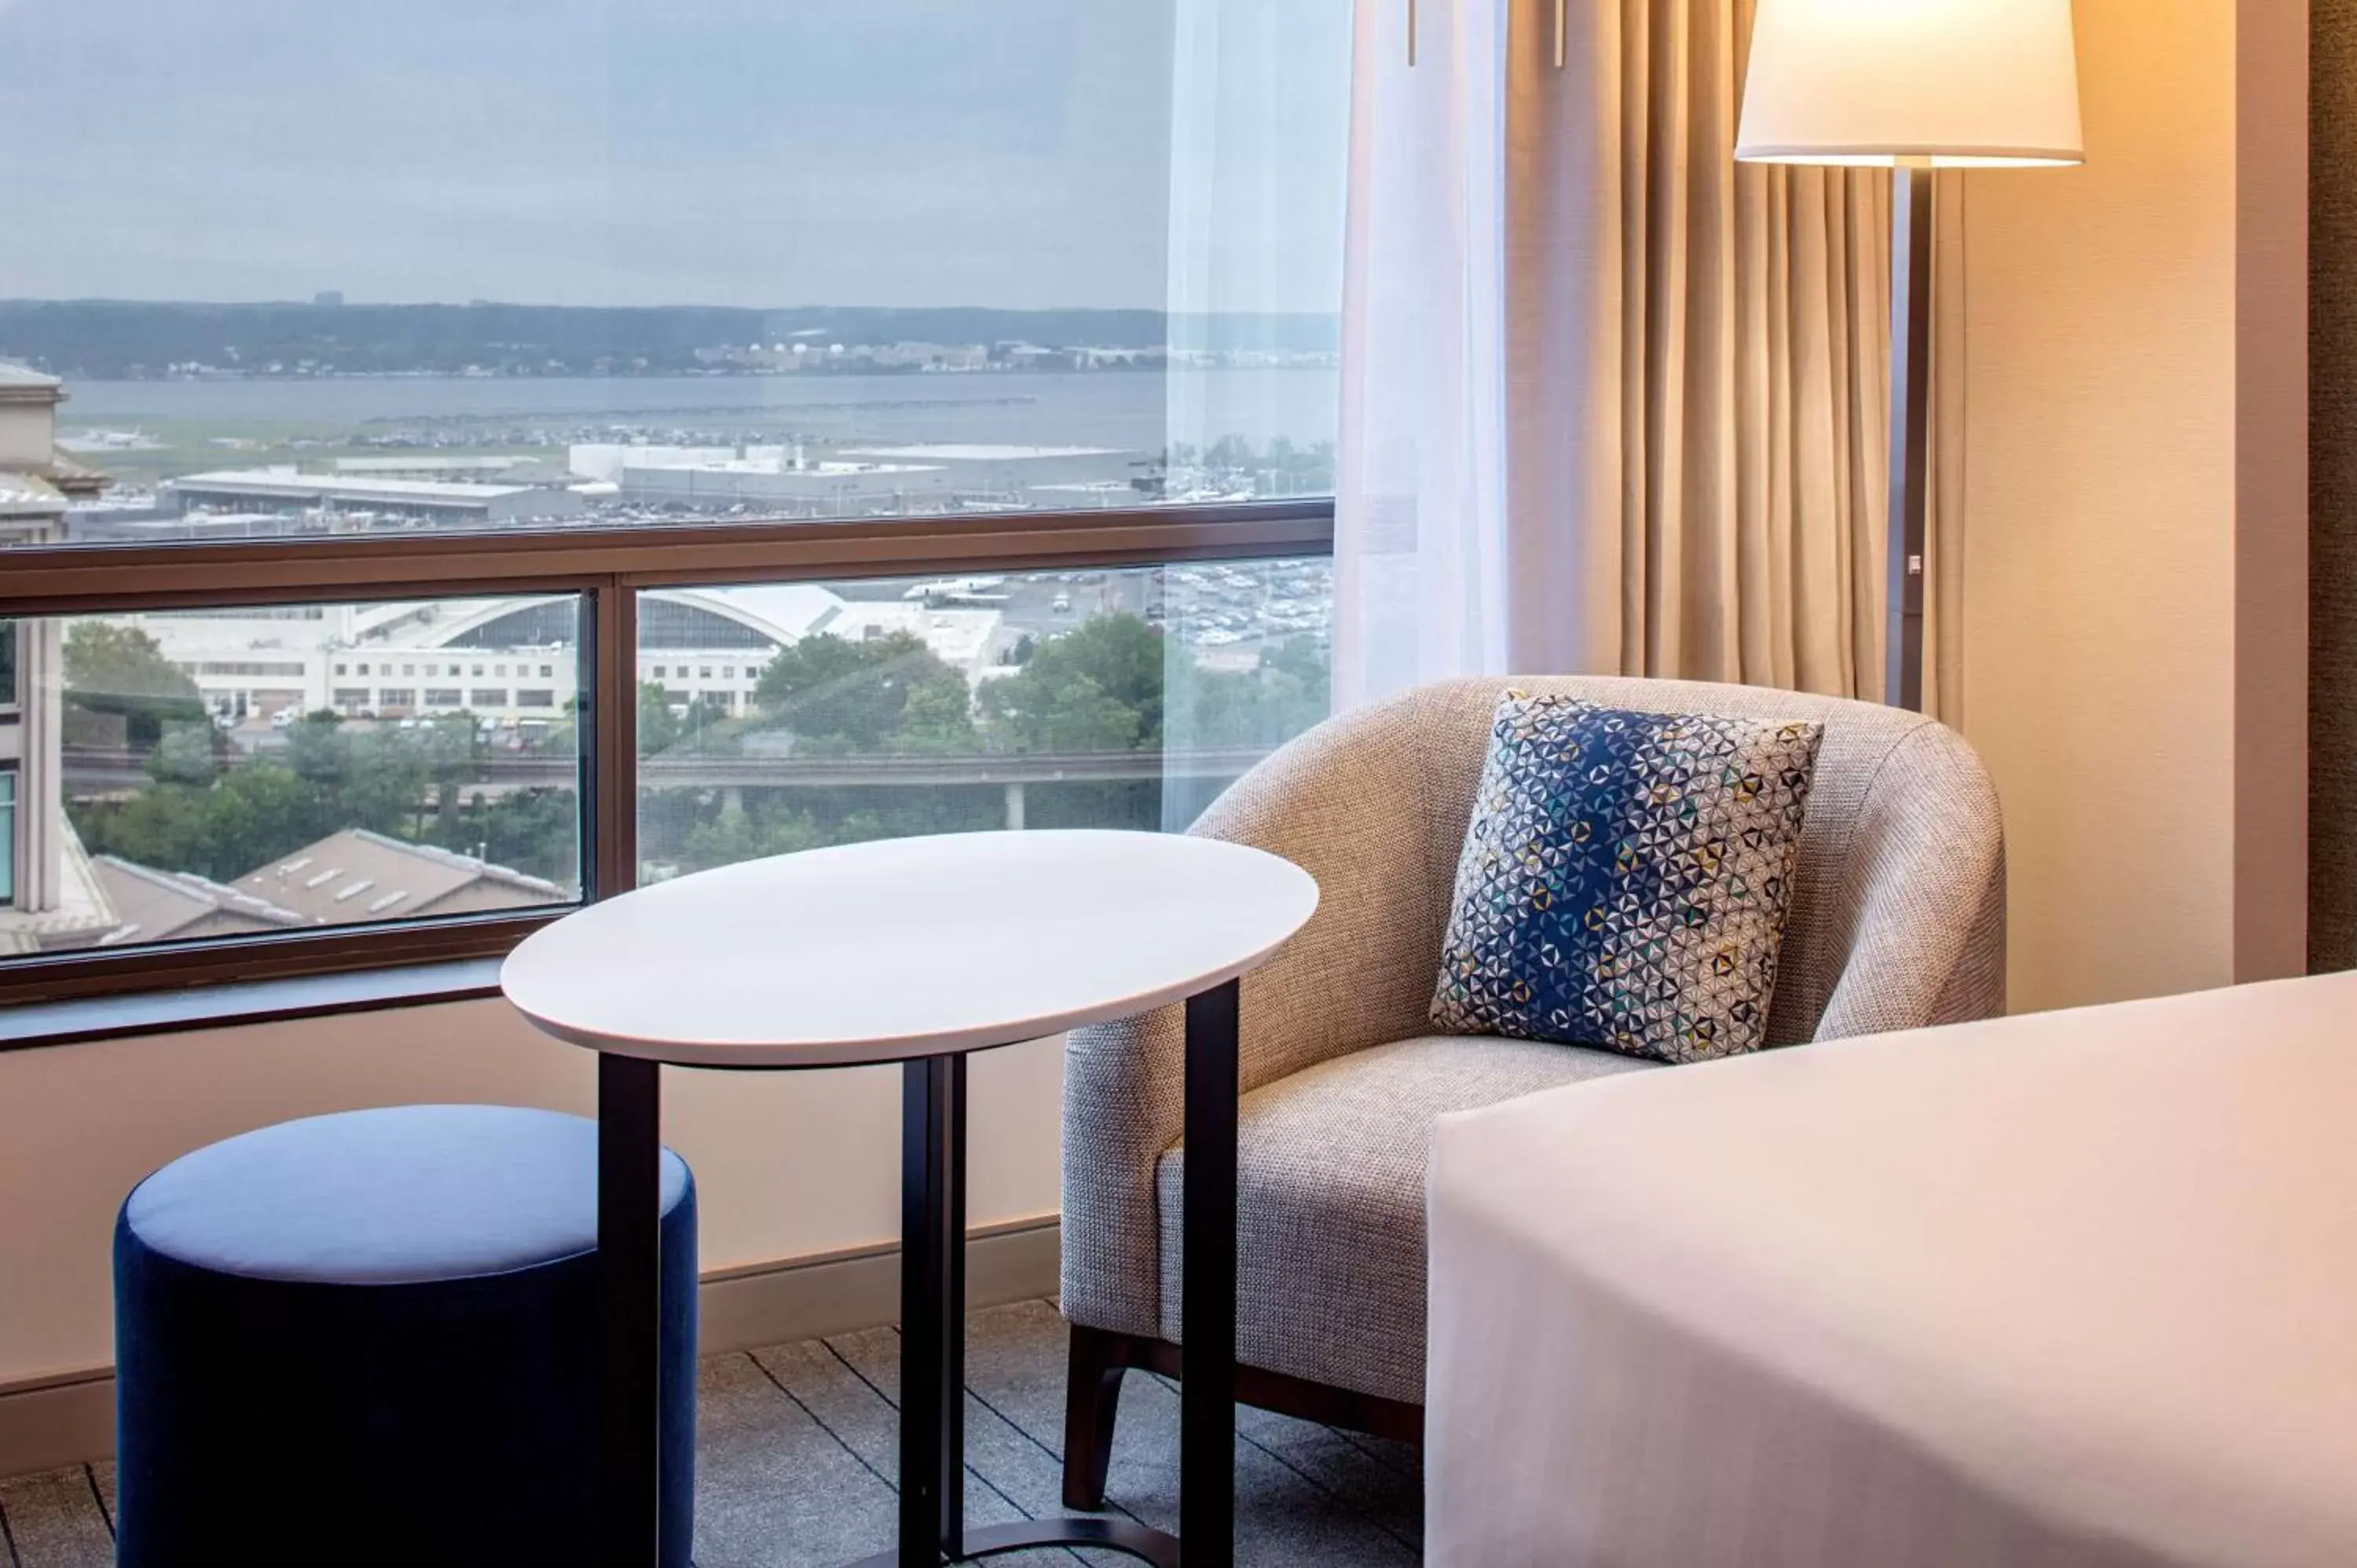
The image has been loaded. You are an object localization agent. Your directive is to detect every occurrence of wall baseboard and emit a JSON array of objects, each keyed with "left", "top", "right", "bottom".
[
  {"left": 0, "top": 1216, "right": 1061, "bottom": 1481},
  {"left": 698, "top": 1215, "right": 1061, "bottom": 1355}
]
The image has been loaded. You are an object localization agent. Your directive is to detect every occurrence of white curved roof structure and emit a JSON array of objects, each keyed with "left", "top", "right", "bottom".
[{"left": 368, "top": 584, "right": 852, "bottom": 654}]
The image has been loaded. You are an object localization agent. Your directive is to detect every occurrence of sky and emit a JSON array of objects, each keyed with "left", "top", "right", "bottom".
[{"left": 0, "top": 0, "right": 1351, "bottom": 314}]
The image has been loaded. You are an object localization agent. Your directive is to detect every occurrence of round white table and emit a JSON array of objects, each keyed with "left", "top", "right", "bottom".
[{"left": 502, "top": 829, "right": 1319, "bottom": 1568}]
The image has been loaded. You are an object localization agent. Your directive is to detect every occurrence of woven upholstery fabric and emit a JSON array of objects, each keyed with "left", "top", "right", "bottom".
[
  {"left": 1153, "top": 1034, "right": 1651, "bottom": 1402},
  {"left": 1062, "top": 676, "right": 2007, "bottom": 1387},
  {"left": 1432, "top": 694, "right": 1824, "bottom": 1061}
]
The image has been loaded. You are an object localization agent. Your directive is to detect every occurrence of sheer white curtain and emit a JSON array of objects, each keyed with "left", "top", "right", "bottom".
[
  {"left": 1335, "top": 0, "right": 1612, "bottom": 708},
  {"left": 1335, "top": 0, "right": 1955, "bottom": 715},
  {"left": 1163, "top": 0, "right": 1353, "bottom": 825}
]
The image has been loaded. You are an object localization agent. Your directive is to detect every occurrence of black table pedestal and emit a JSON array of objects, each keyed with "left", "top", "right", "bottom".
[
  {"left": 597, "top": 1053, "right": 665, "bottom": 1566},
  {"left": 849, "top": 978, "right": 1240, "bottom": 1568},
  {"left": 596, "top": 980, "right": 1243, "bottom": 1568}
]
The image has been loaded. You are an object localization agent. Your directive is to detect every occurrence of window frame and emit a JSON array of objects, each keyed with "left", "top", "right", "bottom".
[
  {"left": 0, "top": 763, "right": 16, "bottom": 909},
  {"left": 0, "top": 497, "right": 1334, "bottom": 1028}
]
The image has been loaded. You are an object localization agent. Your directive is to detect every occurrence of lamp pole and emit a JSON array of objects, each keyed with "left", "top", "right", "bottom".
[
  {"left": 1737, "top": 0, "right": 2081, "bottom": 714},
  {"left": 1887, "top": 162, "right": 1934, "bottom": 712}
]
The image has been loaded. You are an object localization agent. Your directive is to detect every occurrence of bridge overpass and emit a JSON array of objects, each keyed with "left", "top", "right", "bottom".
[{"left": 61, "top": 745, "right": 1282, "bottom": 830}]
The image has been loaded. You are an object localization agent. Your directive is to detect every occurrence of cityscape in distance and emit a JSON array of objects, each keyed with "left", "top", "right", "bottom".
[{"left": 0, "top": 299, "right": 1340, "bottom": 958}]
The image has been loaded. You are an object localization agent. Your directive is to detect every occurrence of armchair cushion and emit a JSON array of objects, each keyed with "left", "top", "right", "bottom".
[
  {"left": 1153, "top": 1032, "right": 1655, "bottom": 1405},
  {"left": 1431, "top": 692, "right": 1824, "bottom": 1063}
]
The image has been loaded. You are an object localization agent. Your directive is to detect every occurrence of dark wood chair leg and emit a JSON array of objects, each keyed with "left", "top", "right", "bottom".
[{"left": 1061, "top": 1324, "right": 1128, "bottom": 1511}]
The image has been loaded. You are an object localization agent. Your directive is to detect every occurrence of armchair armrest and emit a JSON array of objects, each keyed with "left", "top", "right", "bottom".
[
  {"left": 1807, "top": 719, "right": 2008, "bottom": 1038},
  {"left": 1061, "top": 692, "right": 1473, "bottom": 1337}
]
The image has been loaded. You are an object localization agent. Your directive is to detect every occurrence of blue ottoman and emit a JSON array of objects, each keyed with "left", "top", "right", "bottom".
[{"left": 114, "top": 1105, "right": 696, "bottom": 1567}]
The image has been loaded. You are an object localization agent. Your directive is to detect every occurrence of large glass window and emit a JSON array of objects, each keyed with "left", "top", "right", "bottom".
[
  {"left": 0, "top": 2, "right": 1347, "bottom": 1010},
  {"left": 636, "top": 561, "right": 1331, "bottom": 881},
  {"left": 0, "top": 2, "right": 1351, "bottom": 543},
  {"left": 0, "top": 597, "right": 582, "bottom": 957}
]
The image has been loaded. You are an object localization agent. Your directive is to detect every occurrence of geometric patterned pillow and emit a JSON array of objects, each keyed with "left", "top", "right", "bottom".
[{"left": 1429, "top": 692, "right": 1823, "bottom": 1064}]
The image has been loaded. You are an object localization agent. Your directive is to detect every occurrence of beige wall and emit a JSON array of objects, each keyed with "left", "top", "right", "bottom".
[
  {"left": 1959, "top": 0, "right": 2307, "bottom": 1013},
  {"left": 0, "top": 1000, "right": 1066, "bottom": 1387},
  {"left": 0, "top": 396, "right": 55, "bottom": 471}
]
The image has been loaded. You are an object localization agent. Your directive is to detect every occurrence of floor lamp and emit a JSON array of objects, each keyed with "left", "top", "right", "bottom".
[{"left": 1736, "top": 0, "right": 2083, "bottom": 711}]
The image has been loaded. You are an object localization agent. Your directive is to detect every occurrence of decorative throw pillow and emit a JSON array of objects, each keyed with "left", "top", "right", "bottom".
[{"left": 1430, "top": 692, "right": 1823, "bottom": 1064}]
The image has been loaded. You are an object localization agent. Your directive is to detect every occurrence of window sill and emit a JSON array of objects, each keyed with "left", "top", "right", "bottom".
[{"left": 0, "top": 957, "right": 504, "bottom": 1053}]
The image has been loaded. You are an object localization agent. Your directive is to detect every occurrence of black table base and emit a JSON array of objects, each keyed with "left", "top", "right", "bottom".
[
  {"left": 843, "top": 1515, "right": 1180, "bottom": 1568},
  {"left": 596, "top": 978, "right": 1243, "bottom": 1568},
  {"left": 598, "top": 1053, "right": 665, "bottom": 1566}
]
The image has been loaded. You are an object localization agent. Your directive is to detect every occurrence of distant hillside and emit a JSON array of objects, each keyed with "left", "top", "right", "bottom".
[{"left": 0, "top": 299, "right": 1340, "bottom": 380}]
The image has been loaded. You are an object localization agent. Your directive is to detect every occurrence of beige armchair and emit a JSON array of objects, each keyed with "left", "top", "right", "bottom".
[{"left": 1058, "top": 676, "right": 2007, "bottom": 1505}]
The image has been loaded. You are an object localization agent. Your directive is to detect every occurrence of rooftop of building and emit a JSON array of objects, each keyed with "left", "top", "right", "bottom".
[
  {"left": 0, "top": 361, "right": 63, "bottom": 398},
  {"left": 170, "top": 468, "right": 556, "bottom": 503},
  {"left": 92, "top": 857, "right": 308, "bottom": 947},
  {"left": 841, "top": 444, "right": 1131, "bottom": 462},
  {"left": 235, "top": 828, "right": 567, "bottom": 925},
  {"left": 0, "top": 471, "right": 66, "bottom": 517},
  {"left": 332, "top": 456, "right": 550, "bottom": 474},
  {"left": 120, "top": 582, "right": 1007, "bottom": 678}
]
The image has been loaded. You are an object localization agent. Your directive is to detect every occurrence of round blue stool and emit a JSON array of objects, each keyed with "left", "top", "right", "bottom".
[{"left": 113, "top": 1105, "right": 697, "bottom": 1567}]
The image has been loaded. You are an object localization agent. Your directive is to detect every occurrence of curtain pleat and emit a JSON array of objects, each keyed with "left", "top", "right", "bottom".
[{"left": 1336, "top": 0, "right": 1963, "bottom": 716}]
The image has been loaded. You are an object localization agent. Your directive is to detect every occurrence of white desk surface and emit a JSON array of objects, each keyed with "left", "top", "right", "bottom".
[
  {"left": 500, "top": 829, "right": 1318, "bottom": 1068},
  {"left": 1425, "top": 971, "right": 2357, "bottom": 1568}
]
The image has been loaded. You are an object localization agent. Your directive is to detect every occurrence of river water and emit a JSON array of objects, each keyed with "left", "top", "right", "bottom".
[{"left": 61, "top": 366, "right": 1340, "bottom": 454}]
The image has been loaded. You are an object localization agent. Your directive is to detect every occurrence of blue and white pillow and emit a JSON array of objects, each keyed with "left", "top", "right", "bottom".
[{"left": 1430, "top": 693, "right": 1823, "bottom": 1064}]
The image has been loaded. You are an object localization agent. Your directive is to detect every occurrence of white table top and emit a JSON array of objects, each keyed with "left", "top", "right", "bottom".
[{"left": 500, "top": 829, "right": 1318, "bottom": 1068}]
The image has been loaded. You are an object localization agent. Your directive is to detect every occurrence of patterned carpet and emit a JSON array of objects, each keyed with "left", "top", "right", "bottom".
[{"left": 0, "top": 1299, "right": 1423, "bottom": 1566}]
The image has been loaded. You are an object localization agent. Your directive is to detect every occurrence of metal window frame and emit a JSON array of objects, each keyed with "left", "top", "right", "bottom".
[
  {"left": 0, "top": 760, "right": 16, "bottom": 910},
  {"left": 0, "top": 499, "right": 1335, "bottom": 1016}
]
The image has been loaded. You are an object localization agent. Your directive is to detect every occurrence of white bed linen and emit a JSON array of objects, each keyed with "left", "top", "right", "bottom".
[{"left": 1425, "top": 972, "right": 2357, "bottom": 1567}]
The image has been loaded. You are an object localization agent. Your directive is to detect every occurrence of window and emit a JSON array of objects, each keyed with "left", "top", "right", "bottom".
[
  {"left": 0, "top": 1, "right": 1347, "bottom": 1018},
  {"left": 637, "top": 562, "right": 1331, "bottom": 881},
  {"left": 0, "top": 599, "right": 585, "bottom": 962},
  {"left": 195, "top": 661, "right": 306, "bottom": 678},
  {"left": 0, "top": 624, "right": 16, "bottom": 713}
]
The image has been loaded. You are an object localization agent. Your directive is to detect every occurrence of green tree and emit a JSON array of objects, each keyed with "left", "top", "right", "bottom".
[
  {"left": 677, "top": 806, "right": 829, "bottom": 874},
  {"left": 639, "top": 683, "right": 736, "bottom": 758},
  {"left": 1167, "top": 636, "right": 1332, "bottom": 749},
  {"left": 281, "top": 712, "right": 351, "bottom": 785},
  {"left": 751, "top": 632, "right": 975, "bottom": 754},
  {"left": 978, "top": 614, "right": 1164, "bottom": 753},
  {"left": 63, "top": 621, "right": 206, "bottom": 748},
  {"left": 639, "top": 682, "right": 684, "bottom": 757},
  {"left": 147, "top": 723, "right": 223, "bottom": 788},
  {"left": 429, "top": 786, "right": 581, "bottom": 885}
]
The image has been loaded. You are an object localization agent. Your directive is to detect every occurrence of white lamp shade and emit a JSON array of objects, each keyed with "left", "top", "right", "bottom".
[{"left": 1736, "top": 0, "right": 2084, "bottom": 168}]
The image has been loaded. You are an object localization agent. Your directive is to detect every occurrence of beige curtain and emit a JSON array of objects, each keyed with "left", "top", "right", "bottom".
[{"left": 1505, "top": 0, "right": 1965, "bottom": 716}]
